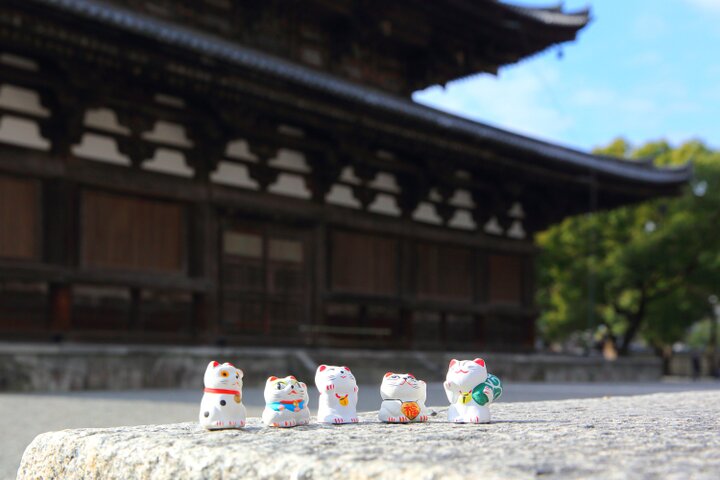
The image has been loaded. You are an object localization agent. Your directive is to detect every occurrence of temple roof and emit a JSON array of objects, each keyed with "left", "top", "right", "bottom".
[
  {"left": 21, "top": 0, "right": 690, "bottom": 190},
  {"left": 23, "top": 0, "right": 592, "bottom": 94}
]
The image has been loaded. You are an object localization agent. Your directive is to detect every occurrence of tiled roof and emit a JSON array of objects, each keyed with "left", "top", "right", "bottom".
[{"left": 23, "top": 0, "right": 691, "bottom": 186}]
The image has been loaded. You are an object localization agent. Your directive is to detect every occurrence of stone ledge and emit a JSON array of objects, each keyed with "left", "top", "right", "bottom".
[
  {"left": 17, "top": 391, "right": 720, "bottom": 479},
  {"left": 0, "top": 342, "right": 662, "bottom": 391}
]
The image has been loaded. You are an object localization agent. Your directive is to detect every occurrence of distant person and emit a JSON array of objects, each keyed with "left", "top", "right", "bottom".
[{"left": 691, "top": 352, "right": 701, "bottom": 381}]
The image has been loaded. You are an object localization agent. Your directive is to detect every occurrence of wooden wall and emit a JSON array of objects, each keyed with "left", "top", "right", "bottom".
[
  {"left": 0, "top": 174, "right": 39, "bottom": 260},
  {"left": 80, "top": 190, "right": 185, "bottom": 273}
]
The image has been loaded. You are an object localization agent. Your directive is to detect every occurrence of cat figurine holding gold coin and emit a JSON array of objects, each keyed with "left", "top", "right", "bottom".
[
  {"left": 444, "top": 358, "right": 502, "bottom": 423},
  {"left": 199, "top": 361, "right": 247, "bottom": 429},
  {"left": 315, "top": 365, "right": 359, "bottom": 424},
  {"left": 378, "top": 372, "right": 429, "bottom": 423},
  {"left": 262, "top": 375, "right": 311, "bottom": 427}
]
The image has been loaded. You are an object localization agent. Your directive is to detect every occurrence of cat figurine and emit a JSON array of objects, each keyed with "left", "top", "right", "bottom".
[
  {"left": 315, "top": 365, "right": 359, "bottom": 424},
  {"left": 444, "top": 358, "right": 502, "bottom": 424},
  {"left": 262, "top": 375, "right": 311, "bottom": 427},
  {"left": 378, "top": 372, "right": 429, "bottom": 423},
  {"left": 199, "top": 361, "right": 247, "bottom": 429}
]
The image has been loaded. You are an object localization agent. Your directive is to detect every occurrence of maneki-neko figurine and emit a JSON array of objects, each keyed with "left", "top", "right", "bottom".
[
  {"left": 444, "top": 358, "right": 502, "bottom": 423},
  {"left": 262, "top": 375, "right": 311, "bottom": 427},
  {"left": 378, "top": 372, "right": 429, "bottom": 423},
  {"left": 315, "top": 365, "right": 359, "bottom": 424},
  {"left": 199, "top": 361, "right": 247, "bottom": 429}
]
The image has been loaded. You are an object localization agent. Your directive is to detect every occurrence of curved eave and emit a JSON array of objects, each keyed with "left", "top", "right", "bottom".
[
  {"left": 501, "top": 3, "right": 591, "bottom": 29},
  {"left": 20, "top": 0, "right": 691, "bottom": 190}
]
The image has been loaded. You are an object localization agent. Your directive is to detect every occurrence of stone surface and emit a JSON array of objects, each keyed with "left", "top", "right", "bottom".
[
  {"left": 17, "top": 391, "right": 720, "bottom": 479},
  {"left": 0, "top": 342, "right": 662, "bottom": 392}
]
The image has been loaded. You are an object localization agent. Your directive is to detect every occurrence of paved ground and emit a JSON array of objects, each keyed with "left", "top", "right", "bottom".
[
  {"left": 3, "top": 380, "right": 720, "bottom": 479},
  {"left": 16, "top": 390, "right": 720, "bottom": 479}
]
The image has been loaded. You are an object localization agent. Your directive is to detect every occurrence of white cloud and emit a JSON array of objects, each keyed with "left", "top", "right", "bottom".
[
  {"left": 683, "top": 0, "right": 720, "bottom": 13},
  {"left": 412, "top": 64, "right": 575, "bottom": 143}
]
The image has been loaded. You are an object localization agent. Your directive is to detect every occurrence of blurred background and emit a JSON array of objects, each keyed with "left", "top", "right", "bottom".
[{"left": 1, "top": 0, "right": 719, "bottom": 477}]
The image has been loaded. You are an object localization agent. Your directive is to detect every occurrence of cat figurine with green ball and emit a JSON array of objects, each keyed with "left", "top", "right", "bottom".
[{"left": 444, "top": 358, "right": 502, "bottom": 423}]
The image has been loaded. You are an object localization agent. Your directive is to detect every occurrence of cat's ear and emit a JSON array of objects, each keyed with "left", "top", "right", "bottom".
[
  {"left": 226, "top": 362, "right": 235, "bottom": 368},
  {"left": 289, "top": 375, "right": 296, "bottom": 380},
  {"left": 384, "top": 372, "right": 393, "bottom": 377},
  {"left": 473, "top": 358, "right": 486, "bottom": 367},
  {"left": 268, "top": 376, "right": 278, "bottom": 382},
  {"left": 342, "top": 366, "right": 350, "bottom": 371},
  {"left": 449, "top": 359, "right": 458, "bottom": 368},
  {"left": 407, "top": 373, "right": 415, "bottom": 379},
  {"left": 209, "top": 361, "right": 220, "bottom": 369},
  {"left": 317, "top": 365, "right": 327, "bottom": 372}
]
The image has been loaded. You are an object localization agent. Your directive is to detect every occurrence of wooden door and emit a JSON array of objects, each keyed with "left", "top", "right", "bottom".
[{"left": 220, "top": 222, "right": 310, "bottom": 340}]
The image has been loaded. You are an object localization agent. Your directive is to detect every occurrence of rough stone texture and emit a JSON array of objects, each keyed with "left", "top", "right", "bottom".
[
  {"left": 18, "top": 391, "right": 720, "bottom": 479},
  {"left": 0, "top": 342, "right": 662, "bottom": 392}
]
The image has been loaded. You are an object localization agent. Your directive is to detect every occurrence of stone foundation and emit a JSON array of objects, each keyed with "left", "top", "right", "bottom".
[{"left": 0, "top": 342, "right": 662, "bottom": 392}]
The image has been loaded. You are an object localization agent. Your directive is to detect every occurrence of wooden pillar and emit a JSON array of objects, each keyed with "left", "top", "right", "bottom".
[
  {"left": 311, "top": 222, "right": 327, "bottom": 347},
  {"left": 44, "top": 177, "right": 78, "bottom": 336},
  {"left": 189, "top": 203, "right": 219, "bottom": 342},
  {"left": 48, "top": 283, "right": 72, "bottom": 333}
]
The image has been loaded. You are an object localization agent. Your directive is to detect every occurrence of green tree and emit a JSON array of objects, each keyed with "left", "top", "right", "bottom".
[{"left": 536, "top": 139, "right": 720, "bottom": 357}]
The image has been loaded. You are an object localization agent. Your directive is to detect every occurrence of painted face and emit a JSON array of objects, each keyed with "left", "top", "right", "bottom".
[
  {"left": 446, "top": 358, "right": 488, "bottom": 391},
  {"left": 380, "top": 372, "right": 424, "bottom": 401},
  {"left": 203, "top": 361, "right": 243, "bottom": 390},
  {"left": 264, "top": 376, "right": 307, "bottom": 403},
  {"left": 315, "top": 365, "right": 357, "bottom": 390}
]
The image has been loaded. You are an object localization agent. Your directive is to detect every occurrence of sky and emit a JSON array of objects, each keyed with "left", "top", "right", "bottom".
[{"left": 413, "top": 0, "right": 720, "bottom": 152}]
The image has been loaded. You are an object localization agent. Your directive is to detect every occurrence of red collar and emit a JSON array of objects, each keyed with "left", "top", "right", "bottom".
[
  {"left": 278, "top": 399, "right": 301, "bottom": 404},
  {"left": 204, "top": 387, "right": 240, "bottom": 395}
]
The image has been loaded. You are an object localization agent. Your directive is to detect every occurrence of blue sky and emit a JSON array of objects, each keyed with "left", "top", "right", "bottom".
[{"left": 413, "top": 0, "right": 720, "bottom": 152}]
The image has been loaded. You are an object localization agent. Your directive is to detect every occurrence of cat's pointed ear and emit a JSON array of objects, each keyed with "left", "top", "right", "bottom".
[
  {"left": 268, "top": 376, "right": 278, "bottom": 382},
  {"left": 384, "top": 372, "right": 393, "bottom": 377},
  {"left": 407, "top": 373, "right": 415, "bottom": 379},
  {"left": 289, "top": 375, "right": 296, "bottom": 380},
  {"left": 342, "top": 366, "right": 350, "bottom": 371},
  {"left": 226, "top": 362, "right": 235, "bottom": 368},
  {"left": 209, "top": 361, "right": 220, "bottom": 368},
  {"left": 449, "top": 359, "right": 458, "bottom": 368},
  {"left": 318, "top": 365, "right": 327, "bottom": 372},
  {"left": 473, "top": 358, "right": 486, "bottom": 367}
]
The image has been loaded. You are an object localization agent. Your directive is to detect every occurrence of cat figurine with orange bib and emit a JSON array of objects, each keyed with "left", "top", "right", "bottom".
[
  {"left": 262, "top": 375, "right": 311, "bottom": 427},
  {"left": 199, "top": 361, "right": 247, "bottom": 429},
  {"left": 379, "top": 372, "right": 429, "bottom": 423},
  {"left": 315, "top": 365, "right": 359, "bottom": 424},
  {"left": 444, "top": 358, "right": 502, "bottom": 424}
]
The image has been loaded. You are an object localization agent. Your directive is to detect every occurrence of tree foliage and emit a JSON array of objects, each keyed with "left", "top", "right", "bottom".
[{"left": 536, "top": 139, "right": 720, "bottom": 355}]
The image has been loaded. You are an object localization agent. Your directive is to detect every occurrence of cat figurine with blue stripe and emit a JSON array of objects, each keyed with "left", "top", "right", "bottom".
[{"left": 262, "top": 375, "right": 310, "bottom": 427}]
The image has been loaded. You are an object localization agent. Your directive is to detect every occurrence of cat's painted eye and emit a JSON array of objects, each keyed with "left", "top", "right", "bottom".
[{"left": 220, "top": 371, "right": 229, "bottom": 378}]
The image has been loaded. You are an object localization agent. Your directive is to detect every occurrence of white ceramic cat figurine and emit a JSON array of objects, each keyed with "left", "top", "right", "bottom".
[
  {"left": 444, "top": 358, "right": 503, "bottom": 424},
  {"left": 199, "top": 361, "right": 247, "bottom": 429},
  {"left": 262, "top": 375, "right": 311, "bottom": 427},
  {"left": 378, "top": 372, "right": 429, "bottom": 423},
  {"left": 315, "top": 365, "right": 359, "bottom": 424}
]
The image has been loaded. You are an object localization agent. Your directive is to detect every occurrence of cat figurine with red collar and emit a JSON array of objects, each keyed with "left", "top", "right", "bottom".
[
  {"left": 199, "top": 361, "right": 247, "bottom": 429},
  {"left": 262, "top": 375, "right": 310, "bottom": 427},
  {"left": 315, "top": 365, "right": 359, "bottom": 424},
  {"left": 444, "top": 358, "right": 502, "bottom": 424}
]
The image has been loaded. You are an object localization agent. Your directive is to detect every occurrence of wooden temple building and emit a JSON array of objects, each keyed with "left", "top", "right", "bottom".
[{"left": 0, "top": 0, "right": 691, "bottom": 351}]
